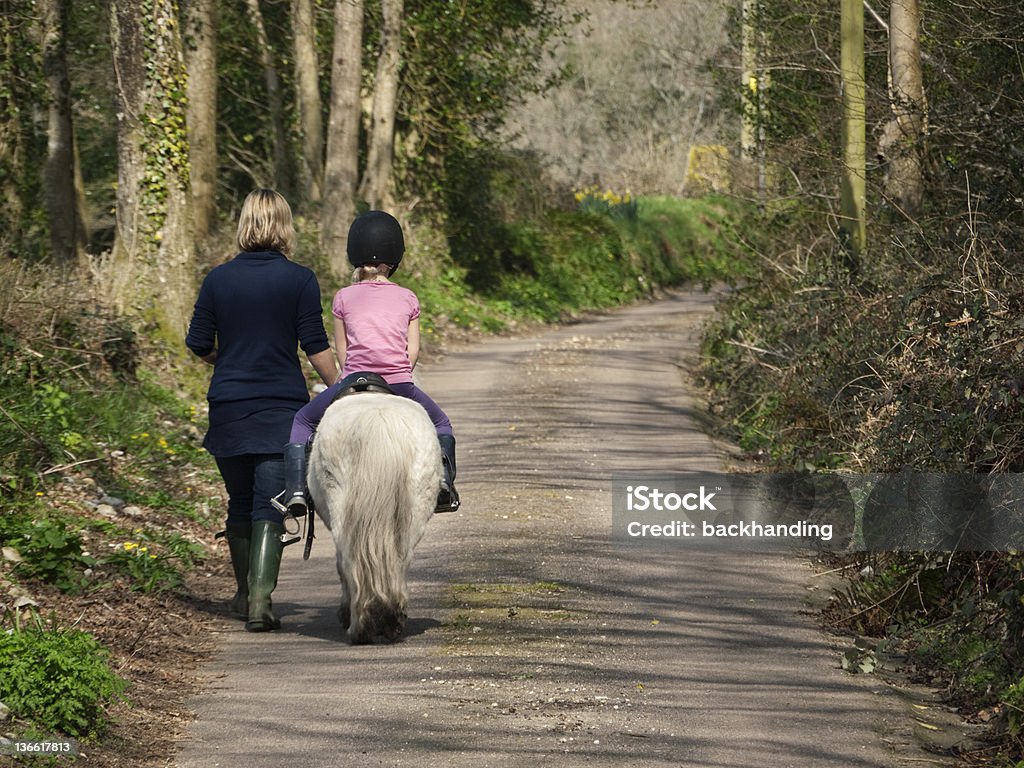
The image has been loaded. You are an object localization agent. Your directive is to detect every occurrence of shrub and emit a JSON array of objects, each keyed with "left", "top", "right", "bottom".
[
  {"left": 0, "top": 511, "right": 95, "bottom": 594},
  {"left": 0, "top": 613, "right": 127, "bottom": 739}
]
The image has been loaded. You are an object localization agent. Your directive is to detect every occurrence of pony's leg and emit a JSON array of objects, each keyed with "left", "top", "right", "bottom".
[{"left": 334, "top": 549, "right": 351, "bottom": 629}]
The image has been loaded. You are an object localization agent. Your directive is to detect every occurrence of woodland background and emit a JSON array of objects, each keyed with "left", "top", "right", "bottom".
[{"left": 3, "top": 0, "right": 1024, "bottom": 764}]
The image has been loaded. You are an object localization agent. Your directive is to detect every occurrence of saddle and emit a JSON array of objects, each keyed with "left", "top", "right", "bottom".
[{"left": 331, "top": 371, "right": 395, "bottom": 401}]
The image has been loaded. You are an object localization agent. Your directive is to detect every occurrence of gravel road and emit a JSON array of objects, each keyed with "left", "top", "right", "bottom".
[{"left": 175, "top": 290, "right": 942, "bottom": 768}]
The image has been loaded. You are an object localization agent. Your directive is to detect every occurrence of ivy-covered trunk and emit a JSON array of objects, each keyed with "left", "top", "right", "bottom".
[
  {"left": 0, "top": 1, "right": 35, "bottom": 259},
  {"left": 108, "top": 0, "right": 195, "bottom": 342}
]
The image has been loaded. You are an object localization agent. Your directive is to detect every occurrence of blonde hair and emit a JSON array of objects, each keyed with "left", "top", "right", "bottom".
[
  {"left": 352, "top": 263, "right": 391, "bottom": 283},
  {"left": 236, "top": 188, "right": 296, "bottom": 256}
]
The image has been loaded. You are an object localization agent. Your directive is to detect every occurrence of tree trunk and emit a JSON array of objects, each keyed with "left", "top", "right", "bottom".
[
  {"left": 840, "top": 0, "right": 866, "bottom": 262},
  {"left": 879, "top": 0, "right": 926, "bottom": 217},
  {"left": 183, "top": 0, "right": 218, "bottom": 238},
  {"left": 322, "top": 0, "right": 364, "bottom": 274},
  {"left": 39, "top": 0, "right": 88, "bottom": 264},
  {"left": 740, "top": 0, "right": 757, "bottom": 154},
  {"left": 0, "top": 3, "right": 26, "bottom": 256},
  {"left": 358, "top": 0, "right": 402, "bottom": 210},
  {"left": 244, "top": 0, "right": 294, "bottom": 196},
  {"left": 292, "top": 0, "right": 324, "bottom": 204},
  {"left": 109, "top": 0, "right": 196, "bottom": 340},
  {"left": 739, "top": 0, "right": 768, "bottom": 197}
]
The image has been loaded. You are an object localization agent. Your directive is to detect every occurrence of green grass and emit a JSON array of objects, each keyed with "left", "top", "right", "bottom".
[
  {"left": 0, "top": 364, "right": 206, "bottom": 494},
  {"left": 401, "top": 195, "right": 752, "bottom": 332}
]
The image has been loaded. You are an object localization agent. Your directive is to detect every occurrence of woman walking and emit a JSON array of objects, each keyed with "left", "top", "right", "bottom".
[{"left": 186, "top": 188, "right": 337, "bottom": 631}]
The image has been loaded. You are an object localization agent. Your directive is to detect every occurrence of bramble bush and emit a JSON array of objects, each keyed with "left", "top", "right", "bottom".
[{"left": 701, "top": 207, "right": 1024, "bottom": 473}]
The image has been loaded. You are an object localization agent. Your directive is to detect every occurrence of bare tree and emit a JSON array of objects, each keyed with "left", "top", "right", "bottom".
[
  {"left": 504, "top": 0, "right": 729, "bottom": 196},
  {"left": 322, "top": 0, "right": 364, "bottom": 274},
  {"left": 358, "top": 0, "right": 402, "bottom": 209},
  {"left": 39, "top": 0, "right": 87, "bottom": 263},
  {"left": 879, "top": 0, "right": 926, "bottom": 217},
  {"left": 292, "top": 0, "right": 324, "bottom": 204},
  {"left": 244, "top": 0, "right": 294, "bottom": 195},
  {"left": 184, "top": 0, "right": 218, "bottom": 237},
  {"left": 108, "top": 0, "right": 196, "bottom": 337},
  {"left": 840, "top": 0, "right": 866, "bottom": 259}
]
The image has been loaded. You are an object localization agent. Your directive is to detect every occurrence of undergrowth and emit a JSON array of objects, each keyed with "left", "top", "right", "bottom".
[
  {"left": 489, "top": 195, "right": 748, "bottom": 320},
  {"left": 0, "top": 611, "right": 128, "bottom": 740},
  {"left": 702, "top": 212, "right": 1024, "bottom": 472},
  {"left": 0, "top": 258, "right": 221, "bottom": 748},
  {"left": 824, "top": 552, "right": 1024, "bottom": 759},
  {"left": 700, "top": 200, "right": 1024, "bottom": 761}
]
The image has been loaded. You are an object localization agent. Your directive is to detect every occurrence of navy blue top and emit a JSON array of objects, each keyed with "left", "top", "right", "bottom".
[{"left": 185, "top": 251, "right": 331, "bottom": 457}]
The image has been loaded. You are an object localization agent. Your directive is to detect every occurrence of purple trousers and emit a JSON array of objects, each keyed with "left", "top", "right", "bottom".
[{"left": 289, "top": 380, "right": 453, "bottom": 444}]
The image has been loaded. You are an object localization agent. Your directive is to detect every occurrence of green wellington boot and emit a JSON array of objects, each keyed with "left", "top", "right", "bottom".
[
  {"left": 224, "top": 522, "right": 251, "bottom": 620},
  {"left": 246, "top": 520, "right": 285, "bottom": 632}
]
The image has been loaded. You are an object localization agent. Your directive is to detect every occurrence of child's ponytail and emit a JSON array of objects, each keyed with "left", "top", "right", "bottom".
[{"left": 352, "top": 263, "right": 392, "bottom": 283}]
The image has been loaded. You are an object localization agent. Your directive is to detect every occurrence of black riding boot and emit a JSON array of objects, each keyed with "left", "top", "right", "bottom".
[
  {"left": 436, "top": 434, "right": 460, "bottom": 513},
  {"left": 281, "top": 442, "right": 308, "bottom": 516}
]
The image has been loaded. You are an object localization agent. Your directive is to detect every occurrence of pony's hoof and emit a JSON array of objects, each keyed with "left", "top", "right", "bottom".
[
  {"left": 381, "top": 614, "right": 406, "bottom": 643},
  {"left": 348, "top": 627, "right": 374, "bottom": 645}
]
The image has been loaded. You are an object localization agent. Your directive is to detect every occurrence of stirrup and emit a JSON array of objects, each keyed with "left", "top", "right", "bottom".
[
  {"left": 435, "top": 484, "right": 460, "bottom": 513},
  {"left": 271, "top": 492, "right": 317, "bottom": 557},
  {"left": 271, "top": 491, "right": 303, "bottom": 544}
]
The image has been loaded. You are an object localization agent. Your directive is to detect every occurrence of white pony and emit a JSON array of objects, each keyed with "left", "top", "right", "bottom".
[{"left": 307, "top": 391, "right": 441, "bottom": 644}]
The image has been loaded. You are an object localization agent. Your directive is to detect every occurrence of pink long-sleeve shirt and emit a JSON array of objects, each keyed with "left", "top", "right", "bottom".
[{"left": 332, "top": 281, "right": 420, "bottom": 384}]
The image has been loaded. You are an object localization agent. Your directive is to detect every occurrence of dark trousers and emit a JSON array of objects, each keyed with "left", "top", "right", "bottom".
[{"left": 215, "top": 453, "right": 285, "bottom": 526}]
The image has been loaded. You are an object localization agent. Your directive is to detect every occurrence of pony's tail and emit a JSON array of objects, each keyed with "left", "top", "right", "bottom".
[{"left": 341, "top": 418, "right": 416, "bottom": 644}]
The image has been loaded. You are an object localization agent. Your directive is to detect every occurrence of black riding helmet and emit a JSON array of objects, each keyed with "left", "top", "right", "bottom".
[{"left": 347, "top": 211, "right": 405, "bottom": 274}]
